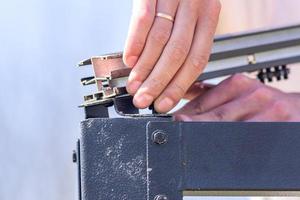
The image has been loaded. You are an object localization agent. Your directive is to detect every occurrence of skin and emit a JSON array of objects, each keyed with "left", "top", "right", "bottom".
[
  {"left": 123, "top": 0, "right": 221, "bottom": 113},
  {"left": 174, "top": 74, "right": 300, "bottom": 122}
]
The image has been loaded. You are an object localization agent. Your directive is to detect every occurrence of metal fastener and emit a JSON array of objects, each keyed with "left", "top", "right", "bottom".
[
  {"left": 247, "top": 54, "right": 256, "bottom": 65},
  {"left": 72, "top": 150, "right": 77, "bottom": 163},
  {"left": 152, "top": 130, "right": 168, "bottom": 145},
  {"left": 154, "top": 194, "right": 168, "bottom": 200}
]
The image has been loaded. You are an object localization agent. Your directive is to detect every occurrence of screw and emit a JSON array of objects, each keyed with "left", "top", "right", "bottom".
[
  {"left": 154, "top": 194, "right": 168, "bottom": 200},
  {"left": 152, "top": 130, "right": 168, "bottom": 145},
  {"left": 72, "top": 150, "right": 77, "bottom": 163}
]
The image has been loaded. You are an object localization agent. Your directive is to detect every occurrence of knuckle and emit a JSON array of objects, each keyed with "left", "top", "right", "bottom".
[
  {"left": 212, "top": 108, "right": 227, "bottom": 121},
  {"left": 136, "top": 7, "right": 153, "bottom": 25},
  {"left": 185, "top": 0, "right": 200, "bottom": 15},
  {"left": 147, "top": 77, "right": 168, "bottom": 94},
  {"left": 213, "top": 0, "right": 222, "bottom": 12},
  {"left": 228, "top": 74, "right": 250, "bottom": 86},
  {"left": 189, "top": 54, "right": 208, "bottom": 72},
  {"left": 202, "top": 0, "right": 221, "bottom": 32},
  {"left": 149, "top": 28, "right": 171, "bottom": 46},
  {"left": 170, "top": 39, "right": 190, "bottom": 56},
  {"left": 251, "top": 87, "right": 273, "bottom": 102},
  {"left": 164, "top": 82, "right": 187, "bottom": 103},
  {"left": 132, "top": 67, "right": 152, "bottom": 81},
  {"left": 133, "top": 39, "right": 145, "bottom": 50},
  {"left": 223, "top": 74, "right": 254, "bottom": 94},
  {"left": 207, "top": 0, "right": 222, "bottom": 14},
  {"left": 126, "top": 39, "right": 145, "bottom": 56},
  {"left": 165, "top": 72, "right": 173, "bottom": 82},
  {"left": 139, "top": 79, "right": 164, "bottom": 99},
  {"left": 195, "top": 104, "right": 205, "bottom": 114},
  {"left": 166, "top": 39, "right": 189, "bottom": 63},
  {"left": 271, "top": 100, "right": 289, "bottom": 118}
]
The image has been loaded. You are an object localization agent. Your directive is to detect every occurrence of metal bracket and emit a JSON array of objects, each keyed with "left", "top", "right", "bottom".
[{"left": 147, "top": 123, "right": 182, "bottom": 200}]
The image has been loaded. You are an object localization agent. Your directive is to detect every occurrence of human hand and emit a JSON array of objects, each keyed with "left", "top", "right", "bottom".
[
  {"left": 174, "top": 74, "right": 300, "bottom": 122},
  {"left": 123, "top": 0, "right": 221, "bottom": 113}
]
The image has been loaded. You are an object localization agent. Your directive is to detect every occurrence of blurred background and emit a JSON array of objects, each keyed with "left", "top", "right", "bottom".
[{"left": 0, "top": 0, "right": 299, "bottom": 200}]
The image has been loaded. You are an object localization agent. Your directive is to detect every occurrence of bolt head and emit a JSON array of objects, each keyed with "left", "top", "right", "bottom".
[
  {"left": 152, "top": 130, "right": 168, "bottom": 145},
  {"left": 154, "top": 194, "right": 168, "bottom": 200}
]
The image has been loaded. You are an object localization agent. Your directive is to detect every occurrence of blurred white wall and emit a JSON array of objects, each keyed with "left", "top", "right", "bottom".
[
  {"left": 218, "top": 0, "right": 300, "bottom": 33},
  {"left": 0, "top": 0, "right": 131, "bottom": 199}
]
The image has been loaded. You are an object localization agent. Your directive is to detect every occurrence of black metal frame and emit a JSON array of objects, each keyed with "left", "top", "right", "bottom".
[{"left": 76, "top": 119, "right": 300, "bottom": 200}]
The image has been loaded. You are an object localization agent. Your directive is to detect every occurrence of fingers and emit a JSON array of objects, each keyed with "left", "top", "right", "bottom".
[
  {"left": 176, "top": 74, "right": 259, "bottom": 116},
  {"left": 183, "top": 82, "right": 214, "bottom": 100},
  {"left": 126, "top": 0, "right": 179, "bottom": 94},
  {"left": 176, "top": 93, "right": 267, "bottom": 122},
  {"left": 174, "top": 74, "right": 300, "bottom": 122},
  {"left": 123, "top": 0, "right": 157, "bottom": 68},
  {"left": 132, "top": 0, "right": 200, "bottom": 109},
  {"left": 245, "top": 98, "right": 293, "bottom": 122},
  {"left": 174, "top": 83, "right": 212, "bottom": 116},
  {"left": 155, "top": 0, "right": 221, "bottom": 113}
]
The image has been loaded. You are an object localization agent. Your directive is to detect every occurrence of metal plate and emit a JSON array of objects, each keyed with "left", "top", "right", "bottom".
[{"left": 147, "top": 122, "right": 300, "bottom": 200}]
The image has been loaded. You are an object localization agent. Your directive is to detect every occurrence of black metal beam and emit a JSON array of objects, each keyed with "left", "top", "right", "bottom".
[{"left": 78, "top": 119, "right": 300, "bottom": 200}]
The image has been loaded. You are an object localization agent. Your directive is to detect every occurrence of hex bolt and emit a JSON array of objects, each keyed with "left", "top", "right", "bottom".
[
  {"left": 154, "top": 194, "right": 168, "bottom": 200},
  {"left": 152, "top": 130, "right": 168, "bottom": 145}
]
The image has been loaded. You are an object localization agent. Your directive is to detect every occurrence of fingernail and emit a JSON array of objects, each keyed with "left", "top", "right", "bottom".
[
  {"left": 133, "top": 93, "right": 154, "bottom": 108},
  {"left": 156, "top": 97, "right": 174, "bottom": 113},
  {"left": 127, "top": 80, "right": 142, "bottom": 94},
  {"left": 126, "top": 56, "right": 138, "bottom": 67}
]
